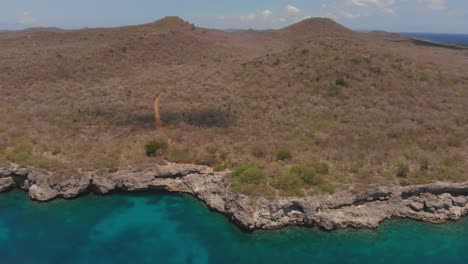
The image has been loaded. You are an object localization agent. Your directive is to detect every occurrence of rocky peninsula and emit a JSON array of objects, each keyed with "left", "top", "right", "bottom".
[{"left": 0, "top": 162, "right": 466, "bottom": 231}]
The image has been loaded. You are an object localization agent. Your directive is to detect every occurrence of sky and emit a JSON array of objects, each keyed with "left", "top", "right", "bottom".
[{"left": 0, "top": 0, "right": 467, "bottom": 33}]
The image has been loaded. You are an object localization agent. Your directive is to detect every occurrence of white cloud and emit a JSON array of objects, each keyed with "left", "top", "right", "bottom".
[
  {"left": 18, "top": 11, "right": 37, "bottom": 25},
  {"left": 324, "top": 13, "right": 338, "bottom": 19},
  {"left": 418, "top": 0, "right": 447, "bottom": 10},
  {"left": 233, "top": 6, "right": 304, "bottom": 27},
  {"left": 262, "top": 9, "right": 273, "bottom": 19},
  {"left": 286, "top": 5, "right": 301, "bottom": 15},
  {"left": 218, "top": 16, "right": 225, "bottom": 21},
  {"left": 323, "top": 0, "right": 447, "bottom": 20},
  {"left": 347, "top": 0, "right": 395, "bottom": 7},
  {"left": 346, "top": 0, "right": 396, "bottom": 13},
  {"left": 237, "top": 9, "right": 275, "bottom": 24},
  {"left": 321, "top": 0, "right": 397, "bottom": 19},
  {"left": 339, "top": 11, "right": 362, "bottom": 19},
  {"left": 240, "top": 13, "right": 257, "bottom": 22}
]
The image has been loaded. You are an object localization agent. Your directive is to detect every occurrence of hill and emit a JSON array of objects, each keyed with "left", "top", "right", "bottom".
[{"left": 1, "top": 17, "right": 467, "bottom": 197}]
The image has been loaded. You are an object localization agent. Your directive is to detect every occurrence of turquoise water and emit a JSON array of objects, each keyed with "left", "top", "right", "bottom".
[{"left": 0, "top": 191, "right": 466, "bottom": 264}]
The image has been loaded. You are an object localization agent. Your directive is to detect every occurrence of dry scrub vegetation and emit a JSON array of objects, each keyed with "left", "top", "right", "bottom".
[{"left": 1, "top": 17, "right": 467, "bottom": 198}]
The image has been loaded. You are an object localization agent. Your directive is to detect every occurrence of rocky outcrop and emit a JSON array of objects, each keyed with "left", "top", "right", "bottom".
[
  {"left": 0, "top": 163, "right": 467, "bottom": 231},
  {"left": 0, "top": 177, "right": 15, "bottom": 192}
]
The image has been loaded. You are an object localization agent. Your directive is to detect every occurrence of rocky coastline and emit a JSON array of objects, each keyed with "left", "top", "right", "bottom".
[{"left": 0, "top": 162, "right": 467, "bottom": 231}]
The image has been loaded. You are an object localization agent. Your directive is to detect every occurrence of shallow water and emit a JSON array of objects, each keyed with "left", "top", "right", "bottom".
[{"left": 0, "top": 191, "right": 466, "bottom": 264}]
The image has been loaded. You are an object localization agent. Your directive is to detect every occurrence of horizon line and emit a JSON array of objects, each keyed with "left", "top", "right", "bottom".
[{"left": 1, "top": 16, "right": 468, "bottom": 35}]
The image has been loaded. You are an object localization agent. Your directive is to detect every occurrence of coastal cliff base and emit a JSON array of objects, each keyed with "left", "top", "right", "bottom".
[{"left": 1, "top": 163, "right": 466, "bottom": 231}]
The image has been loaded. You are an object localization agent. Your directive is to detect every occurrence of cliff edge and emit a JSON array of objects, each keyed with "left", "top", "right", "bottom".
[{"left": 1, "top": 163, "right": 466, "bottom": 231}]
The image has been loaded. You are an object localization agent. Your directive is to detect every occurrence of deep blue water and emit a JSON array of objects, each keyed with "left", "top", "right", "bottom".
[
  {"left": 398, "top": 32, "right": 468, "bottom": 46},
  {"left": 0, "top": 191, "right": 467, "bottom": 264}
]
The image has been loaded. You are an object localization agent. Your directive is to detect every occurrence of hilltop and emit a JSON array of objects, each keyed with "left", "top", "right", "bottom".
[{"left": 0, "top": 17, "right": 467, "bottom": 198}]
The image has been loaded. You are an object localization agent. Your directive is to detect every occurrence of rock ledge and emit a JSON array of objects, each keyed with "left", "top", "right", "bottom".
[{"left": 1, "top": 163, "right": 467, "bottom": 230}]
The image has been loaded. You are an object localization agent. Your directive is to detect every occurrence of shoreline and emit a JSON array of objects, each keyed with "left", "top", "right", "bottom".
[{"left": 1, "top": 162, "right": 467, "bottom": 231}]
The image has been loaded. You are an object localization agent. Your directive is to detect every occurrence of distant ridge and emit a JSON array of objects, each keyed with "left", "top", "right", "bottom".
[
  {"left": 24, "top": 27, "right": 65, "bottom": 32},
  {"left": 144, "top": 16, "right": 188, "bottom": 27},
  {"left": 5, "top": 16, "right": 352, "bottom": 34},
  {"left": 282, "top": 17, "right": 352, "bottom": 34}
]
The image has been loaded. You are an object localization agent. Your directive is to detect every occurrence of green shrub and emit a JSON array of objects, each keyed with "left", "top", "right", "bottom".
[
  {"left": 231, "top": 166, "right": 268, "bottom": 196},
  {"left": 290, "top": 166, "right": 318, "bottom": 185},
  {"left": 272, "top": 172, "right": 304, "bottom": 196},
  {"left": 276, "top": 149, "right": 292, "bottom": 161},
  {"left": 301, "top": 49, "right": 309, "bottom": 55},
  {"left": 391, "top": 63, "right": 402, "bottom": 71},
  {"left": 396, "top": 164, "right": 410, "bottom": 178},
  {"left": 370, "top": 67, "right": 382, "bottom": 74},
  {"left": 270, "top": 164, "right": 340, "bottom": 195},
  {"left": 36, "top": 158, "right": 51, "bottom": 169},
  {"left": 335, "top": 77, "right": 347, "bottom": 86},
  {"left": 6, "top": 143, "right": 33, "bottom": 163},
  {"left": 166, "top": 148, "right": 193, "bottom": 163},
  {"left": 144, "top": 141, "right": 168, "bottom": 157},
  {"left": 95, "top": 157, "right": 118, "bottom": 169},
  {"left": 214, "top": 164, "right": 228, "bottom": 172},
  {"left": 232, "top": 164, "right": 252, "bottom": 176},
  {"left": 419, "top": 73, "right": 429, "bottom": 81},
  {"left": 230, "top": 183, "right": 248, "bottom": 195},
  {"left": 237, "top": 167, "right": 265, "bottom": 184},
  {"left": 351, "top": 57, "right": 362, "bottom": 64},
  {"left": 318, "top": 182, "right": 335, "bottom": 194},
  {"left": 419, "top": 162, "right": 429, "bottom": 172},
  {"left": 327, "top": 85, "right": 343, "bottom": 97},
  {"left": 6, "top": 143, "right": 62, "bottom": 170},
  {"left": 312, "top": 162, "right": 329, "bottom": 174},
  {"left": 195, "top": 152, "right": 218, "bottom": 166}
]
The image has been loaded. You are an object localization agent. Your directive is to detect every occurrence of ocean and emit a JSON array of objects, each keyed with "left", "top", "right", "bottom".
[
  {"left": 0, "top": 191, "right": 467, "bottom": 264},
  {"left": 397, "top": 32, "right": 468, "bottom": 46}
]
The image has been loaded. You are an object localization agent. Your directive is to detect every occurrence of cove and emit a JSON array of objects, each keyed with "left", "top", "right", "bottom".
[{"left": 0, "top": 191, "right": 466, "bottom": 264}]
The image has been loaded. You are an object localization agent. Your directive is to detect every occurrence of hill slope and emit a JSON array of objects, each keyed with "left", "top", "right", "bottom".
[{"left": 1, "top": 17, "right": 467, "bottom": 197}]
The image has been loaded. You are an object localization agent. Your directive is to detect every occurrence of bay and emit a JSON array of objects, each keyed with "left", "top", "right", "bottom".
[{"left": 0, "top": 191, "right": 466, "bottom": 264}]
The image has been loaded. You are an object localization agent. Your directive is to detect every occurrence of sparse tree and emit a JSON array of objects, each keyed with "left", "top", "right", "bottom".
[{"left": 154, "top": 93, "right": 163, "bottom": 130}]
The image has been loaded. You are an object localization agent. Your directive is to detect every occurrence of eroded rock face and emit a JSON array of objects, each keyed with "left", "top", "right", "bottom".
[
  {"left": 407, "top": 201, "right": 424, "bottom": 212},
  {"left": 0, "top": 177, "right": 15, "bottom": 192},
  {"left": 1, "top": 163, "right": 467, "bottom": 231},
  {"left": 452, "top": 196, "right": 467, "bottom": 207},
  {"left": 29, "top": 185, "right": 59, "bottom": 201}
]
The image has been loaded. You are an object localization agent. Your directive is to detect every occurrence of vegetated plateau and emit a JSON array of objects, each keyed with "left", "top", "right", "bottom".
[{"left": 1, "top": 17, "right": 467, "bottom": 198}]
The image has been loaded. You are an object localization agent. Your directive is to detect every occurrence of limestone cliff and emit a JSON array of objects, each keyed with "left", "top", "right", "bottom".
[{"left": 1, "top": 163, "right": 466, "bottom": 230}]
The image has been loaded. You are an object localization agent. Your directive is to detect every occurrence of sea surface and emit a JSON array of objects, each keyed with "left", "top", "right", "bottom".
[
  {"left": 397, "top": 32, "right": 468, "bottom": 46},
  {"left": 0, "top": 191, "right": 467, "bottom": 264}
]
